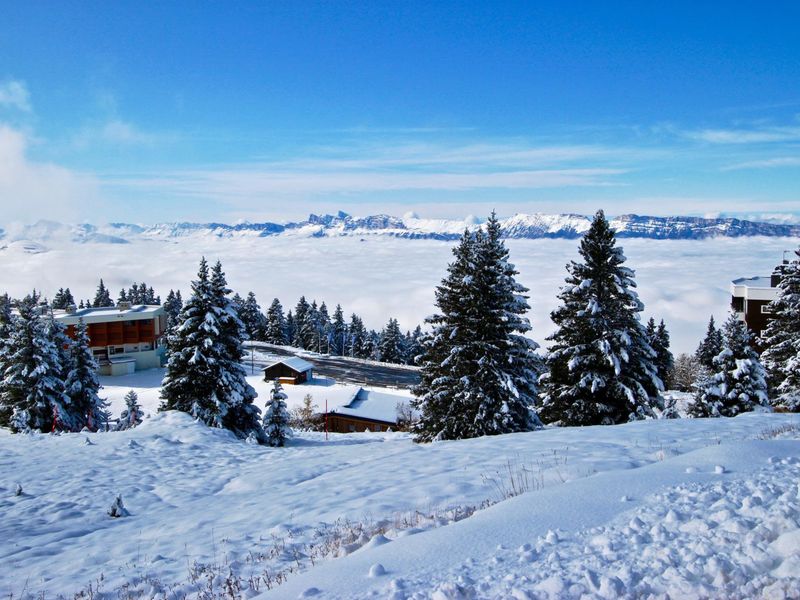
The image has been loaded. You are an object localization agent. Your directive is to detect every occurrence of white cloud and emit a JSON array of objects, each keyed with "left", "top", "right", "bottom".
[
  {"left": 722, "top": 156, "right": 800, "bottom": 170},
  {"left": 685, "top": 125, "right": 800, "bottom": 144},
  {"left": 0, "top": 80, "right": 31, "bottom": 112},
  {"left": 71, "top": 119, "right": 171, "bottom": 148},
  {"left": 0, "top": 124, "right": 101, "bottom": 222}
]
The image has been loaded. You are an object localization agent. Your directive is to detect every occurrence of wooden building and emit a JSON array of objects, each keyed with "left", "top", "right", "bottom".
[
  {"left": 324, "top": 388, "right": 412, "bottom": 433},
  {"left": 262, "top": 357, "right": 314, "bottom": 385},
  {"left": 54, "top": 303, "right": 166, "bottom": 375},
  {"left": 730, "top": 258, "right": 793, "bottom": 346}
]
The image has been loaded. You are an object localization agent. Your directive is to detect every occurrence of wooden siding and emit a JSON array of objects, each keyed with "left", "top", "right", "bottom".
[
  {"left": 326, "top": 414, "right": 394, "bottom": 433},
  {"left": 263, "top": 364, "right": 310, "bottom": 384},
  {"left": 65, "top": 318, "right": 159, "bottom": 348}
]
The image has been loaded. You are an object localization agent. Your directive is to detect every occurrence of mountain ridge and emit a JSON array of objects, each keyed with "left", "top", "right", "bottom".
[{"left": 2, "top": 212, "right": 799, "bottom": 246}]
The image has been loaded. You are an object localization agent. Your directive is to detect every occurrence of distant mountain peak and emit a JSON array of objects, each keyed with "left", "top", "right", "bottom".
[{"left": 2, "top": 211, "right": 798, "bottom": 247}]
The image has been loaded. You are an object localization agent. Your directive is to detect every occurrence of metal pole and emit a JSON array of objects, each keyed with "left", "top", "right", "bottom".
[{"left": 325, "top": 398, "right": 328, "bottom": 441}]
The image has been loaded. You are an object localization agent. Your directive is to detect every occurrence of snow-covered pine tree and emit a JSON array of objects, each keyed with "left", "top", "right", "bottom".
[
  {"left": 317, "top": 302, "right": 331, "bottom": 353},
  {"left": 239, "top": 291, "right": 267, "bottom": 342},
  {"left": 759, "top": 249, "right": 800, "bottom": 411},
  {"left": 64, "top": 318, "right": 109, "bottom": 431},
  {"left": 412, "top": 230, "right": 476, "bottom": 442},
  {"left": 163, "top": 289, "right": 183, "bottom": 331},
  {"left": 348, "top": 314, "right": 367, "bottom": 358},
  {"left": 379, "top": 318, "right": 404, "bottom": 363},
  {"left": 0, "top": 300, "right": 69, "bottom": 432},
  {"left": 92, "top": 279, "right": 113, "bottom": 307},
  {"left": 406, "top": 325, "right": 424, "bottom": 365},
  {"left": 539, "top": 210, "right": 661, "bottom": 426},
  {"left": 159, "top": 258, "right": 264, "bottom": 441},
  {"left": 413, "top": 214, "right": 541, "bottom": 442},
  {"left": 646, "top": 318, "right": 674, "bottom": 390},
  {"left": 470, "top": 212, "right": 542, "bottom": 432},
  {"left": 265, "top": 298, "right": 288, "bottom": 344},
  {"left": 292, "top": 297, "right": 310, "bottom": 347},
  {"left": 117, "top": 390, "right": 143, "bottom": 430},
  {"left": 285, "top": 310, "right": 296, "bottom": 346},
  {"left": 262, "top": 379, "right": 292, "bottom": 447},
  {"left": 689, "top": 314, "right": 768, "bottom": 417},
  {"left": 117, "top": 288, "right": 128, "bottom": 304},
  {"left": 43, "top": 314, "right": 83, "bottom": 431},
  {"left": 695, "top": 316, "right": 723, "bottom": 371},
  {"left": 298, "top": 306, "right": 317, "bottom": 351},
  {"left": 52, "top": 288, "right": 75, "bottom": 310},
  {"left": 330, "top": 304, "right": 347, "bottom": 356}
]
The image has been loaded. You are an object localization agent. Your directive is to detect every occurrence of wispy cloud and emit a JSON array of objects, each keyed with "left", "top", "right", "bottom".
[
  {"left": 684, "top": 124, "right": 800, "bottom": 144},
  {"left": 71, "top": 118, "right": 175, "bottom": 148},
  {"left": 0, "top": 80, "right": 32, "bottom": 112},
  {"left": 722, "top": 156, "right": 800, "bottom": 170},
  {"left": 102, "top": 140, "right": 632, "bottom": 203}
]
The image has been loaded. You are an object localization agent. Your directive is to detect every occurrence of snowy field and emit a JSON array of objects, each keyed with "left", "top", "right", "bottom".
[
  {"left": 0, "top": 234, "right": 795, "bottom": 354},
  {"left": 1, "top": 378, "right": 799, "bottom": 598}
]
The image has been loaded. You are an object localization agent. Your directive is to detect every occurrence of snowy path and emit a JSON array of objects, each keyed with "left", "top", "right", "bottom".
[{"left": 1, "top": 412, "right": 799, "bottom": 597}]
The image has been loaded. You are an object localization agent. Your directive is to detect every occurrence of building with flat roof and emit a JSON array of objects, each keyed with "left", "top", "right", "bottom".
[
  {"left": 730, "top": 259, "right": 790, "bottom": 340},
  {"left": 54, "top": 303, "right": 166, "bottom": 376}
]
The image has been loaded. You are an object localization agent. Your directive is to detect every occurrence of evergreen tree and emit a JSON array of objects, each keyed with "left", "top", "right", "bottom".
[
  {"left": 330, "top": 304, "right": 347, "bottom": 355},
  {"left": 93, "top": 279, "right": 114, "bottom": 307},
  {"left": 379, "top": 318, "right": 404, "bottom": 363},
  {"left": 52, "top": 288, "right": 75, "bottom": 310},
  {"left": 285, "top": 310, "right": 296, "bottom": 346},
  {"left": 117, "top": 288, "right": 128, "bottom": 304},
  {"left": 117, "top": 390, "right": 143, "bottom": 430},
  {"left": 293, "top": 297, "right": 310, "bottom": 347},
  {"left": 64, "top": 319, "right": 109, "bottom": 431},
  {"left": 317, "top": 302, "right": 331, "bottom": 353},
  {"left": 159, "top": 258, "right": 264, "bottom": 441},
  {"left": 760, "top": 250, "right": 800, "bottom": 411},
  {"left": 413, "top": 214, "right": 541, "bottom": 442},
  {"left": 689, "top": 314, "right": 768, "bottom": 417},
  {"left": 406, "top": 325, "right": 424, "bottom": 365},
  {"left": 163, "top": 289, "right": 183, "bottom": 330},
  {"left": 262, "top": 379, "right": 292, "bottom": 447},
  {"left": 695, "top": 316, "right": 723, "bottom": 371},
  {"left": 0, "top": 301, "right": 69, "bottom": 432},
  {"left": 348, "top": 314, "right": 367, "bottom": 357},
  {"left": 539, "top": 210, "right": 660, "bottom": 426},
  {"left": 646, "top": 318, "right": 674, "bottom": 390},
  {"left": 239, "top": 292, "right": 267, "bottom": 341},
  {"left": 299, "top": 305, "right": 317, "bottom": 350},
  {"left": 265, "top": 298, "right": 288, "bottom": 345}
]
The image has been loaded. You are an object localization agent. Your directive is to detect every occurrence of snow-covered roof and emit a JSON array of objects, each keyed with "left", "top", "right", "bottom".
[
  {"left": 263, "top": 356, "right": 314, "bottom": 374},
  {"left": 731, "top": 275, "right": 772, "bottom": 289},
  {"left": 54, "top": 304, "right": 164, "bottom": 325},
  {"left": 327, "top": 388, "right": 412, "bottom": 424}
]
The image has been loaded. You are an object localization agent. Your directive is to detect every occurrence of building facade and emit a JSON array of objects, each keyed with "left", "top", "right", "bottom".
[
  {"left": 730, "top": 261, "right": 788, "bottom": 340},
  {"left": 55, "top": 303, "right": 166, "bottom": 376}
]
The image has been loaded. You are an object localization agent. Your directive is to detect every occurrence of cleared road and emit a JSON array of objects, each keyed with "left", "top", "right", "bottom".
[{"left": 243, "top": 342, "right": 421, "bottom": 389}]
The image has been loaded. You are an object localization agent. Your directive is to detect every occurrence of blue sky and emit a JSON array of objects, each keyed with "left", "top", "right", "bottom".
[{"left": 1, "top": 1, "right": 799, "bottom": 223}]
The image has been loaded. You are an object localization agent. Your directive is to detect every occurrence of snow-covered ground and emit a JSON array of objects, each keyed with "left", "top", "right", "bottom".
[
  {"left": 1, "top": 386, "right": 799, "bottom": 598},
  {"left": 0, "top": 234, "right": 793, "bottom": 354}
]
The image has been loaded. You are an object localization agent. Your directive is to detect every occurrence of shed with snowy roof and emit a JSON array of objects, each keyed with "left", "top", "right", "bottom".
[
  {"left": 262, "top": 357, "right": 314, "bottom": 385},
  {"left": 325, "top": 388, "right": 415, "bottom": 433}
]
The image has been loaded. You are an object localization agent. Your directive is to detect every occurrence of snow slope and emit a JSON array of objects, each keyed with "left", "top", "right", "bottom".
[{"left": 1, "top": 408, "right": 799, "bottom": 598}]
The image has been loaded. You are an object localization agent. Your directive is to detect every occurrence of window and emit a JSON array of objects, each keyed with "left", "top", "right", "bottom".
[
  {"left": 373, "top": 424, "right": 381, "bottom": 432},
  {"left": 761, "top": 305, "right": 773, "bottom": 314},
  {"left": 348, "top": 424, "right": 355, "bottom": 432}
]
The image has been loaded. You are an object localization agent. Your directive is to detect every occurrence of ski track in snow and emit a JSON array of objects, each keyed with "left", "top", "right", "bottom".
[{"left": 1, "top": 407, "right": 799, "bottom": 598}]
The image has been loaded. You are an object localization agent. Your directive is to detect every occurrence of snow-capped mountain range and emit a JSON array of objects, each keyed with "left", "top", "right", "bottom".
[{"left": 1, "top": 211, "right": 798, "bottom": 247}]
